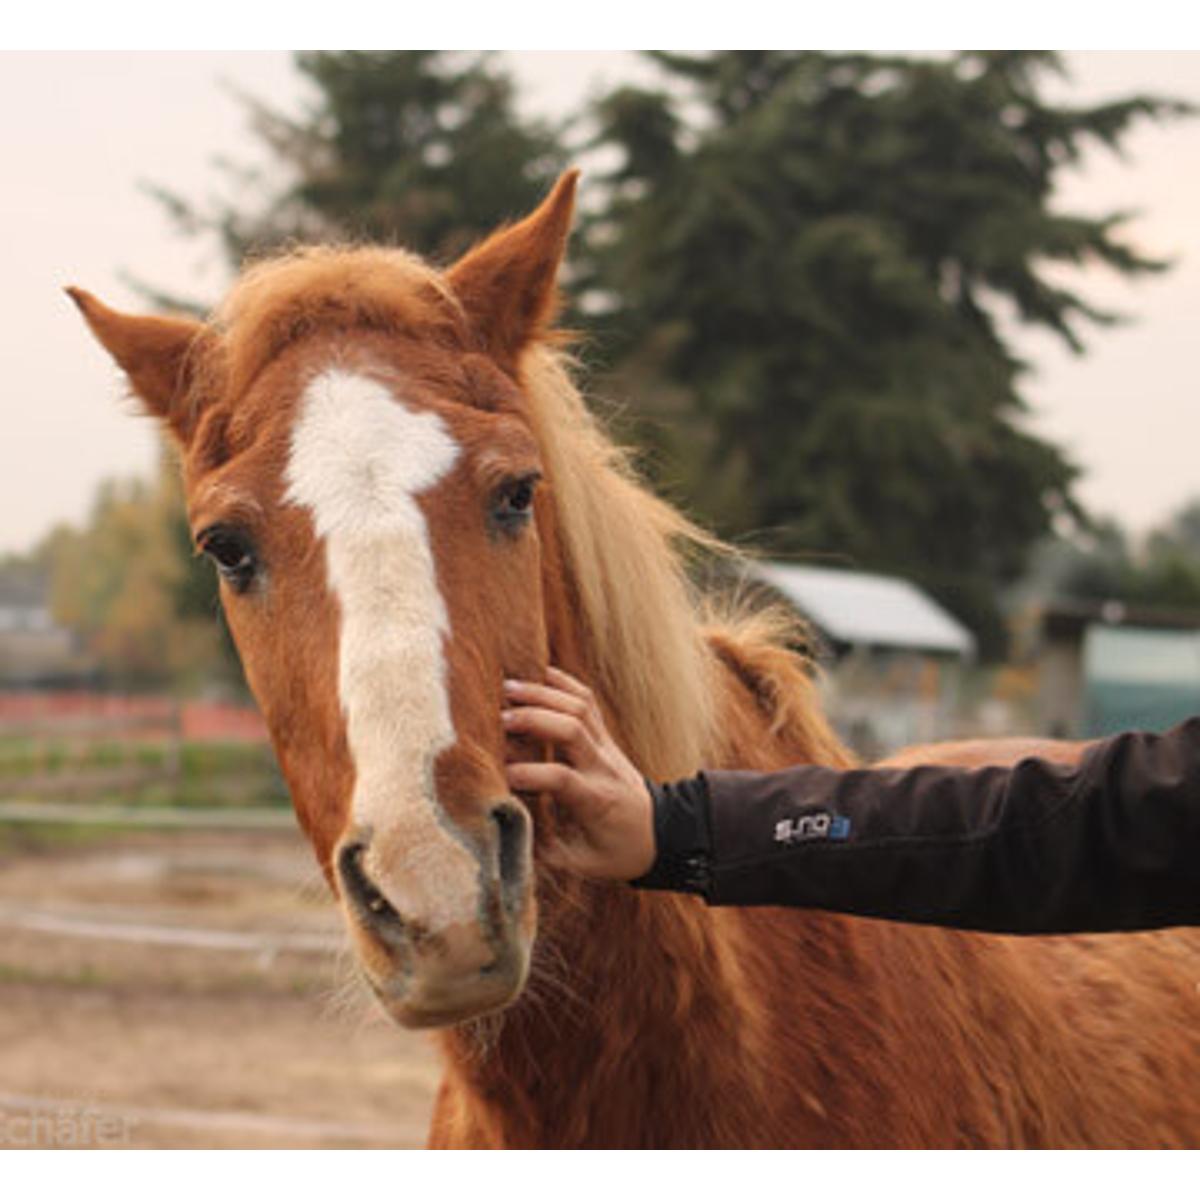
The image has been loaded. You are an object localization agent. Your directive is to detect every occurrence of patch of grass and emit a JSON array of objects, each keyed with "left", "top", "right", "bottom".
[
  {"left": 0, "top": 961, "right": 112, "bottom": 989},
  {"left": 0, "top": 822, "right": 136, "bottom": 855},
  {"left": 0, "top": 736, "right": 290, "bottom": 810},
  {"left": 1, "top": 737, "right": 278, "bottom": 773}
]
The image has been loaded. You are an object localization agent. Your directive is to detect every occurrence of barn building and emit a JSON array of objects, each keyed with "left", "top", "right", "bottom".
[{"left": 752, "top": 562, "right": 976, "bottom": 756}]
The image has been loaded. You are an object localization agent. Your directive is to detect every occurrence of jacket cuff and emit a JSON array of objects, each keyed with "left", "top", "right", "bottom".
[{"left": 630, "top": 773, "right": 714, "bottom": 896}]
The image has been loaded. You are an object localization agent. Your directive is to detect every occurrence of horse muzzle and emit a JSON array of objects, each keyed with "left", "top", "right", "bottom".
[{"left": 334, "top": 798, "right": 534, "bottom": 1027}]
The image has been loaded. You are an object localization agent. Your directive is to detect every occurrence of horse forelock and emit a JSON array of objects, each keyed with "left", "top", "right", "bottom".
[{"left": 213, "top": 245, "right": 466, "bottom": 402}]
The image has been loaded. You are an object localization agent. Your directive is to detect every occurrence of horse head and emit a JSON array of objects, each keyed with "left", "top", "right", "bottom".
[{"left": 70, "top": 173, "right": 583, "bottom": 1028}]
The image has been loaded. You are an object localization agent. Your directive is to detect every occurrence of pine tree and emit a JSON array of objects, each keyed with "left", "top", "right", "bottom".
[{"left": 581, "top": 51, "right": 1189, "bottom": 655}]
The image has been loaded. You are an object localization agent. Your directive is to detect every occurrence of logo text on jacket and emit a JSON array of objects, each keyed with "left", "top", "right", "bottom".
[{"left": 774, "top": 812, "right": 852, "bottom": 844}]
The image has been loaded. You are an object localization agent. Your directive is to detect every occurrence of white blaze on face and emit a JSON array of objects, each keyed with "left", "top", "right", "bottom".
[{"left": 285, "top": 367, "right": 480, "bottom": 930}]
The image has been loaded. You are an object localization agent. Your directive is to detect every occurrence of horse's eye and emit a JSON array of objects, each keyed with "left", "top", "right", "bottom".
[
  {"left": 506, "top": 479, "right": 536, "bottom": 513},
  {"left": 491, "top": 473, "right": 541, "bottom": 535},
  {"left": 197, "top": 526, "right": 258, "bottom": 594}
]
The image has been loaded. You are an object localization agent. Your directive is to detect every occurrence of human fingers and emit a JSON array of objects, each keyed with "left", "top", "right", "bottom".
[
  {"left": 544, "top": 667, "right": 595, "bottom": 702},
  {"left": 503, "top": 679, "right": 592, "bottom": 724},
  {"left": 502, "top": 706, "right": 593, "bottom": 760},
  {"left": 505, "top": 759, "right": 584, "bottom": 803}
]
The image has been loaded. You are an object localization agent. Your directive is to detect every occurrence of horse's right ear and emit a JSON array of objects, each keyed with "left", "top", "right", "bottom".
[{"left": 66, "top": 287, "right": 213, "bottom": 444}]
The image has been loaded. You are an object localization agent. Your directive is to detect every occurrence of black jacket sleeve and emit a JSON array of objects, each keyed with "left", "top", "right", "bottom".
[{"left": 632, "top": 719, "right": 1200, "bottom": 933}]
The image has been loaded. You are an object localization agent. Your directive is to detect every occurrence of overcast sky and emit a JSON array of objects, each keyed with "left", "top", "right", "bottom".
[{"left": 3, "top": 51, "right": 1198, "bottom": 556}]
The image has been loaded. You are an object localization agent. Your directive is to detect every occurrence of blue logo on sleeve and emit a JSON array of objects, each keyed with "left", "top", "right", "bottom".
[
  {"left": 773, "top": 812, "right": 853, "bottom": 844},
  {"left": 828, "top": 815, "right": 851, "bottom": 840}
]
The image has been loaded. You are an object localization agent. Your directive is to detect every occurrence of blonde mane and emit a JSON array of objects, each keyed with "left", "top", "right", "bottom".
[{"left": 519, "top": 347, "right": 729, "bottom": 781}]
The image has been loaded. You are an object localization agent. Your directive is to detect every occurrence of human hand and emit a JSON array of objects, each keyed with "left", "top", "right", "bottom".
[{"left": 502, "top": 667, "right": 655, "bottom": 881}]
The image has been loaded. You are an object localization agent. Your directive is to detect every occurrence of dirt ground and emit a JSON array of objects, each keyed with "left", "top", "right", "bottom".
[{"left": 0, "top": 824, "right": 441, "bottom": 1148}]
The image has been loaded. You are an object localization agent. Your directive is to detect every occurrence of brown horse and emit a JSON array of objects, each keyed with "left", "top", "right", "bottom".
[{"left": 71, "top": 173, "right": 1200, "bottom": 1148}]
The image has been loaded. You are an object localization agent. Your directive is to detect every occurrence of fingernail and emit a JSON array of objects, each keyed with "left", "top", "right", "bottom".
[
  {"left": 503, "top": 680, "right": 523, "bottom": 693},
  {"left": 500, "top": 709, "right": 515, "bottom": 723}
]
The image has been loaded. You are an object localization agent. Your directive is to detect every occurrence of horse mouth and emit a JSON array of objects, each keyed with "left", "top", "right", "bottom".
[
  {"left": 364, "top": 943, "right": 530, "bottom": 1030},
  {"left": 372, "top": 955, "right": 528, "bottom": 1032}
]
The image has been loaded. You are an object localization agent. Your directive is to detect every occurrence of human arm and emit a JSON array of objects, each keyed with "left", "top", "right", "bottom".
[
  {"left": 503, "top": 670, "right": 1200, "bottom": 933},
  {"left": 694, "top": 724, "right": 1200, "bottom": 932}
]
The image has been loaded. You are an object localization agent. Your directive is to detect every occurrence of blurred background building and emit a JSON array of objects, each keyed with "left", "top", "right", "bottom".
[{"left": 754, "top": 562, "right": 975, "bottom": 754}]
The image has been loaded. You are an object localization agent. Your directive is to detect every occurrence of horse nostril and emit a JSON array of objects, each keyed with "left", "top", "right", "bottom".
[
  {"left": 491, "top": 802, "right": 529, "bottom": 899},
  {"left": 337, "top": 841, "right": 404, "bottom": 931}
]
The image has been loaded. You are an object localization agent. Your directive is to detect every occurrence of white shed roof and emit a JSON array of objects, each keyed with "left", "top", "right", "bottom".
[{"left": 754, "top": 562, "right": 976, "bottom": 658}]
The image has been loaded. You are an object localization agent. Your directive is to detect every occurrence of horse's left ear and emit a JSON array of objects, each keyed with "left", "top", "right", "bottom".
[
  {"left": 66, "top": 287, "right": 214, "bottom": 445},
  {"left": 448, "top": 170, "right": 579, "bottom": 366}
]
